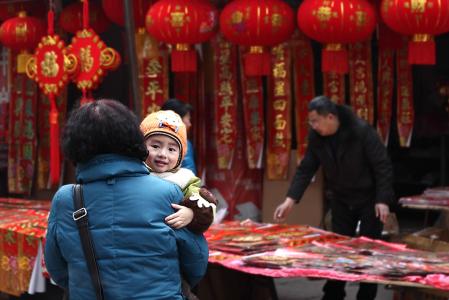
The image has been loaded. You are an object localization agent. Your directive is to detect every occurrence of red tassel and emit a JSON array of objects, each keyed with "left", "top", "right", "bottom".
[
  {"left": 171, "top": 44, "right": 196, "bottom": 72},
  {"left": 244, "top": 51, "right": 271, "bottom": 76},
  {"left": 408, "top": 35, "right": 435, "bottom": 65},
  {"left": 80, "top": 90, "right": 94, "bottom": 105},
  {"left": 322, "top": 44, "right": 349, "bottom": 74},
  {"left": 49, "top": 95, "right": 60, "bottom": 186}
]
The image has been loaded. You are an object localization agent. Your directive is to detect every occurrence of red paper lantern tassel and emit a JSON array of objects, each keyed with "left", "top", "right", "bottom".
[
  {"left": 244, "top": 46, "right": 270, "bottom": 76},
  {"left": 408, "top": 34, "right": 435, "bottom": 65},
  {"left": 171, "top": 44, "right": 196, "bottom": 72},
  {"left": 80, "top": 90, "right": 94, "bottom": 105},
  {"left": 49, "top": 95, "right": 60, "bottom": 186},
  {"left": 322, "top": 43, "right": 349, "bottom": 74}
]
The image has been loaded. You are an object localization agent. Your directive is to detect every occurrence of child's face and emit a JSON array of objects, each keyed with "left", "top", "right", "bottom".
[{"left": 145, "top": 135, "right": 180, "bottom": 173}]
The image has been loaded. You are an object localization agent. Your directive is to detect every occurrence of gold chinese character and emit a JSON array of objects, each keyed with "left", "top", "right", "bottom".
[
  {"left": 271, "top": 13, "right": 282, "bottom": 27},
  {"left": 41, "top": 51, "right": 59, "bottom": 77},
  {"left": 274, "top": 81, "right": 286, "bottom": 97},
  {"left": 170, "top": 12, "right": 185, "bottom": 27},
  {"left": 145, "top": 59, "right": 162, "bottom": 78},
  {"left": 274, "top": 114, "right": 287, "bottom": 130},
  {"left": 80, "top": 46, "right": 93, "bottom": 72},
  {"left": 145, "top": 81, "right": 163, "bottom": 100},
  {"left": 273, "top": 62, "right": 287, "bottom": 78},
  {"left": 273, "top": 99, "right": 287, "bottom": 111}
]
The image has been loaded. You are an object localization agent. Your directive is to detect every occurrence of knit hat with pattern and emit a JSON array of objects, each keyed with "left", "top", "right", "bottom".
[{"left": 140, "top": 110, "right": 187, "bottom": 169}]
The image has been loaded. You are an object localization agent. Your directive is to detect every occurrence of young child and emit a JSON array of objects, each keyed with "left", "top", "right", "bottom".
[
  {"left": 140, "top": 109, "right": 217, "bottom": 232},
  {"left": 140, "top": 110, "right": 217, "bottom": 299}
]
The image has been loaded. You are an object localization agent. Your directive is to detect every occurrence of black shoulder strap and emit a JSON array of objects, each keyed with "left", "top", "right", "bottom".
[{"left": 72, "top": 184, "right": 105, "bottom": 300}]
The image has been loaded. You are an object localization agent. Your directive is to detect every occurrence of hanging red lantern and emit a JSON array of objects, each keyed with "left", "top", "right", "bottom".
[
  {"left": 0, "top": 11, "right": 46, "bottom": 73},
  {"left": 381, "top": 0, "right": 449, "bottom": 65},
  {"left": 0, "top": 0, "right": 46, "bottom": 21},
  {"left": 102, "top": 0, "right": 153, "bottom": 28},
  {"left": 220, "top": 0, "right": 295, "bottom": 76},
  {"left": 59, "top": 1, "right": 111, "bottom": 34},
  {"left": 298, "top": 0, "right": 376, "bottom": 74},
  {"left": 145, "top": 0, "right": 218, "bottom": 72}
]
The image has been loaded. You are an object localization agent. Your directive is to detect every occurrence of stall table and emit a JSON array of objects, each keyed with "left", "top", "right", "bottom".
[{"left": 1, "top": 199, "right": 449, "bottom": 299}]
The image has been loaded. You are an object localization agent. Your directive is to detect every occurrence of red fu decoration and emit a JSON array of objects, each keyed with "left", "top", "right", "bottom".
[
  {"left": 145, "top": 0, "right": 218, "bottom": 72},
  {"left": 220, "top": 0, "right": 295, "bottom": 76},
  {"left": 298, "top": 0, "right": 376, "bottom": 74},
  {"left": 0, "top": 11, "right": 45, "bottom": 73},
  {"left": 26, "top": 10, "right": 79, "bottom": 186},
  {"left": 381, "top": 0, "right": 449, "bottom": 65}
]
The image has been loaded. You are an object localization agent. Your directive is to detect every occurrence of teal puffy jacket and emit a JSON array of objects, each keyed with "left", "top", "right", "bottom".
[{"left": 45, "top": 154, "right": 208, "bottom": 299}]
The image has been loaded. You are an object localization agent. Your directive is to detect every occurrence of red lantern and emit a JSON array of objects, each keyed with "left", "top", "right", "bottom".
[
  {"left": 0, "top": 11, "right": 46, "bottom": 73},
  {"left": 59, "top": 1, "right": 111, "bottom": 34},
  {"left": 0, "top": 0, "right": 46, "bottom": 21},
  {"left": 220, "top": 0, "right": 295, "bottom": 76},
  {"left": 145, "top": 0, "right": 218, "bottom": 72},
  {"left": 102, "top": 0, "right": 153, "bottom": 28},
  {"left": 298, "top": 0, "right": 376, "bottom": 74},
  {"left": 381, "top": 0, "right": 449, "bottom": 65}
]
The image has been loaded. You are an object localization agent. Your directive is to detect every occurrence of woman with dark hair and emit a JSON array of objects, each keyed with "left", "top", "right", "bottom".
[
  {"left": 45, "top": 99, "right": 208, "bottom": 299},
  {"left": 161, "top": 98, "right": 197, "bottom": 174}
]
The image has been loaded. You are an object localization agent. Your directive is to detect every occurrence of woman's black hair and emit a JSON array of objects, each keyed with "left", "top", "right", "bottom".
[
  {"left": 62, "top": 99, "right": 148, "bottom": 164},
  {"left": 160, "top": 98, "right": 193, "bottom": 118},
  {"left": 308, "top": 95, "right": 338, "bottom": 116}
]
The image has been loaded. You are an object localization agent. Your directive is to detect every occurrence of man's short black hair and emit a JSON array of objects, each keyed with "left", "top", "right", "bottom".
[
  {"left": 62, "top": 99, "right": 148, "bottom": 164},
  {"left": 308, "top": 95, "right": 338, "bottom": 116},
  {"left": 161, "top": 98, "right": 193, "bottom": 118}
]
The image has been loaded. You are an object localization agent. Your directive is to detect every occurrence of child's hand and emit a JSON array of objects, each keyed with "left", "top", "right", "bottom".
[{"left": 165, "top": 204, "right": 194, "bottom": 229}]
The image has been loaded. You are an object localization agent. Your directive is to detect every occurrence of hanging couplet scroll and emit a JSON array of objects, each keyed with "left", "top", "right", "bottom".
[
  {"left": 349, "top": 41, "right": 374, "bottom": 125},
  {"left": 26, "top": 12, "right": 79, "bottom": 186},
  {"left": 69, "top": 28, "right": 120, "bottom": 103},
  {"left": 240, "top": 48, "right": 264, "bottom": 169},
  {"left": 213, "top": 34, "right": 238, "bottom": 170},
  {"left": 267, "top": 43, "right": 292, "bottom": 180},
  {"left": 323, "top": 72, "right": 345, "bottom": 104},
  {"left": 292, "top": 31, "right": 315, "bottom": 163},
  {"left": 396, "top": 44, "right": 414, "bottom": 147},
  {"left": 376, "top": 47, "right": 394, "bottom": 146}
]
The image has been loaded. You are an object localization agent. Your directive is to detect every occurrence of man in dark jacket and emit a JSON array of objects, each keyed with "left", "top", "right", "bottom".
[{"left": 273, "top": 95, "right": 394, "bottom": 300}]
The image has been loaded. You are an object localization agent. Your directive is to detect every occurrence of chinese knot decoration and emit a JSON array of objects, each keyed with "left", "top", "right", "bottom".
[
  {"left": 381, "top": 0, "right": 449, "bottom": 65},
  {"left": 145, "top": 0, "right": 218, "bottom": 72},
  {"left": 220, "top": 0, "right": 295, "bottom": 76},
  {"left": 298, "top": 0, "right": 376, "bottom": 74},
  {"left": 0, "top": 11, "right": 45, "bottom": 73},
  {"left": 26, "top": 10, "right": 79, "bottom": 186},
  {"left": 67, "top": 0, "right": 121, "bottom": 103}
]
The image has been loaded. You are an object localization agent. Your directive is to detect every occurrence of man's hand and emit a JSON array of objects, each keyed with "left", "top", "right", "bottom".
[
  {"left": 165, "top": 204, "right": 194, "bottom": 229},
  {"left": 375, "top": 203, "right": 390, "bottom": 224},
  {"left": 273, "top": 197, "right": 296, "bottom": 223}
]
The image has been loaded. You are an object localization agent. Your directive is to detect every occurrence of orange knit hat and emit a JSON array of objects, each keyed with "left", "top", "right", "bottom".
[{"left": 140, "top": 110, "right": 187, "bottom": 169}]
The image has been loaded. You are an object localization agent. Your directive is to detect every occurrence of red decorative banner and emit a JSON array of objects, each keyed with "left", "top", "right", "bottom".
[
  {"left": 204, "top": 92, "right": 263, "bottom": 221},
  {"left": 376, "top": 48, "right": 394, "bottom": 146},
  {"left": 0, "top": 46, "right": 9, "bottom": 145},
  {"left": 267, "top": 43, "right": 292, "bottom": 180},
  {"left": 323, "top": 72, "right": 345, "bottom": 104},
  {"left": 292, "top": 31, "right": 315, "bottom": 163},
  {"left": 349, "top": 41, "right": 374, "bottom": 125},
  {"left": 212, "top": 34, "right": 238, "bottom": 170},
  {"left": 396, "top": 43, "right": 414, "bottom": 147},
  {"left": 7, "top": 67, "right": 37, "bottom": 195},
  {"left": 141, "top": 53, "right": 168, "bottom": 117},
  {"left": 240, "top": 47, "right": 264, "bottom": 169}
]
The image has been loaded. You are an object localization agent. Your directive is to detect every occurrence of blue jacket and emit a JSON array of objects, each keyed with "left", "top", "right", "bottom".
[
  {"left": 45, "top": 154, "right": 208, "bottom": 300},
  {"left": 181, "top": 140, "right": 197, "bottom": 175}
]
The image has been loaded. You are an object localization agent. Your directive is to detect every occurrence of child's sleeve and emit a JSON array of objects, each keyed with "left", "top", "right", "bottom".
[{"left": 181, "top": 185, "right": 218, "bottom": 234}]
